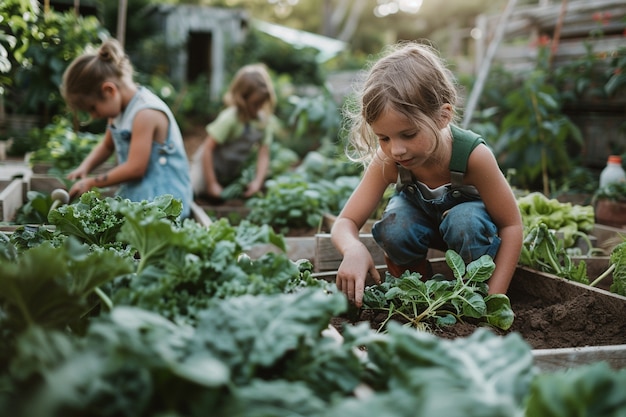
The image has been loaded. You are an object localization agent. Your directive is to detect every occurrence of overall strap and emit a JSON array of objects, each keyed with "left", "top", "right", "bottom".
[
  {"left": 449, "top": 125, "right": 485, "bottom": 187},
  {"left": 396, "top": 165, "right": 415, "bottom": 191},
  {"left": 395, "top": 125, "right": 485, "bottom": 189}
]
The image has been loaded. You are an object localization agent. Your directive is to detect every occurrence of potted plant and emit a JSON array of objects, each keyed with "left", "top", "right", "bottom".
[{"left": 593, "top": 182, "right": 626, "bottom": 229}]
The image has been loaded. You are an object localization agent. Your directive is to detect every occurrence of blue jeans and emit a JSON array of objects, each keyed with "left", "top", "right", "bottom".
[{"left": 372, "top": 185, "right": 501, "bottom": 266}]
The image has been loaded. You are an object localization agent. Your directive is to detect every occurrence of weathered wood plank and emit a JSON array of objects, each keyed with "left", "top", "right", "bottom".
[
  {"left": 246, "top": 237, "right": 316, "bottom": 262},
  {"left": 190, "top": 201, "right": 212, "bottom": 226},
  {"left": 0, "top": 178, "right": 24, "bottom": 222},
  {"left": 315, "top": 233, "right": 386, "bottom": 272},
  {"left": 533, "top": 345, "right": 626, "bottom": 372}
]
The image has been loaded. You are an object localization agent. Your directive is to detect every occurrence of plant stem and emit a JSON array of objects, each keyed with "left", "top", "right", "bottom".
[
  {"left": 589, "top": 264, "right": 615, "bottom": 287},
  {"left": 94, "top": 286, "right": 114, "bottom": 311}
]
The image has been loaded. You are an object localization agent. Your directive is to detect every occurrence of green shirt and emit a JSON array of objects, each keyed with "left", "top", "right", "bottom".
[{"left": 206, "top": 106, "right": 277, "bottom": 147}]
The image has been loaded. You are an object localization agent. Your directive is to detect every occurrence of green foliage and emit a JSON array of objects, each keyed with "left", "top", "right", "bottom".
[
  {"left": 27, "top": 115, "right": 104, "bottom": 174},
  {"left": 1, "top": 188, "right": 626, "bottom": 416},
  {"left": 48, "top": 191, "right": 129, "bottom": 247},
  {"left": 2, "top": 192, "right": 305, "bottom": 330},
  {"left": 590, "top": 247, "right": 624, "bottom": 290},
  {"left": 0, "top": 237, "right": 133, "bottom": 333},
  {"left": 228, "top": 27, "right": 326, "bottom": 86},
  {"left": 284, "top": 84, "right": 342, "bottom": 157},
  {"left": 246, "top": 173, "right": 332, "bottom": 233},
  {"left": 519, "top": 222, "right": 589, "bottom": 284},
  {"left": 493, "top": 70, "right": 582, "bottom": 193},
  {"left": 551, "top": 166, "right": 599, "bottom": 198},
  {"left": 552, "top": 26, "right": 626, "bottom": 102},
  {"left": 525, "top": 361, "right": 626, "bottom": 417},
  {"left": 517, "top": 192, "right": 595, "bottom": 249},
  {"left": 1, "top": 0, "right": 107, "bottom": 120},
  {"left": 594, "top": 181, "right": 626, "bottom": 203},
  {"left": 245, "top": 149, "right": 363, "bottom": 234},
  {"left": 608, "top": 241, "right": 626, "bottom": 296},
  {"left": 362, "top": 250, "right": 514, "bottom": 331},
  {"left": 162, "top": 74, "right": 222, "bottom": 123},
  {"left": 13, "top": 191, "right": 54, "bottom": 225}
]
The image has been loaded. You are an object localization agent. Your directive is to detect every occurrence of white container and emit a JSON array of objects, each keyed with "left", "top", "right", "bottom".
[{"left": 599, "top": 155, "right": 626, "bottom": 188}]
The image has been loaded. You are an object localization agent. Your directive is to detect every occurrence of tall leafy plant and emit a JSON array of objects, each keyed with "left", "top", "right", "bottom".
[
  {"left": 1, "top": 0, "right": 106, "bottom": 122},
  {"left": 493, "top": 69, "right": 582, "bottom": 194}
]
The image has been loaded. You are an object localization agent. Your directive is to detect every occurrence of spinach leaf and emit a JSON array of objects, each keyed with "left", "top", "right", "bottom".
[{"left": 361, "top": 250, "right": 513, "bottom": 331}]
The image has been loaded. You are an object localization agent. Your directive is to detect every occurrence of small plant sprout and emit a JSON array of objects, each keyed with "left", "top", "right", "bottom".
[{"left": 361, "top": 250, "right": 514, "bottom": 332}]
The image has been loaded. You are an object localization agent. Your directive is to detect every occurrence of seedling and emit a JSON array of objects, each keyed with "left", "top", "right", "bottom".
[{"left": 361, "top": 250, "right": 514, "bottom": 332}]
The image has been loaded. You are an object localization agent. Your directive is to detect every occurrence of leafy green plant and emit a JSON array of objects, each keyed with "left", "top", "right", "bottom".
[
  {"left": 525, "top": 361, "right": 626, "bottom": 417},
  {"left": 3, "top": 191, "right": 304, "bottom": 328},
  {"left": 47, "top": 191, "right": 129, "bottom": 248},
  {"left": 593, "top": 181, "right": 626, "bottom": 203},
  {"left": 13, "top": 191, "right": 54, "bottom": 225},
  {"left": 3, "top": 188, "right": 626, "bottom": 416},
  {"left": 246, "top": 173, "right": 333, "bottom": 234},
  {"left": 285, "top": 85, "right": 342, "bottom": 157},
  {"left": 27, "top": 116, "right": 105, "bottom": 173},
  {"left": 517, "top": 192, "right": 595, "bottom": 249},
  {"left": 0, "top": 237, "right": 133, "bottom": 334},
  {"left": 361, "top": 250, "right": 514, "bottom": 332},
  {"left": 494, "top": 69, "right": 583, "bottom": 194},
  {"left": 519, "top": 222, "right": 589, "bottom": 284},
  {"left": 590, "top": 241, "right": 626, "bottom": 296},
  {"left": 1, "top": 0, "right": 106, "bottom": 121},
  {"left": 553, "top": 15, "right": 626, "bottom": 101}
]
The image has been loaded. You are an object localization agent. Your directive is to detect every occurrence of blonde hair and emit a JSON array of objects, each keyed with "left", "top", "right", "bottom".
[
  {"left": 61, "top": 38, "right": 134, "bottom": 111},
  {"left": 224, "top": 63, "right": 276, "bottom": 123},
  {"left": 344, "top": 41, "right": 459, "bottom": 164}
]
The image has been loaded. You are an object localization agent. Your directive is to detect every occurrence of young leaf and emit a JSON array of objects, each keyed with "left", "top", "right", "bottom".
[
  {"left": 484, "top": 294, "right": 515, "bottom": 330},
  {"left": 609, "top": 242, "right": 626, "bottom": 296},
  {"left": 445, "top": 250, "right": 466, "bottom": 279},
  {"left": 465, "top": 255, "right": 496, "bottom": 283}
]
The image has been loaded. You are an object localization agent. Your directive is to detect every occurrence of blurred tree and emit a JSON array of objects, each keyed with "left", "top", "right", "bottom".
[{"left": 171, "top": 0, "right": 505, "bottom": 57}]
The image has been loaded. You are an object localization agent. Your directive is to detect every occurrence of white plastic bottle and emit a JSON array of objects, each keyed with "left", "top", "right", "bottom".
[{"left": 599, "top": 155, "right": 626, "bottom": 187}]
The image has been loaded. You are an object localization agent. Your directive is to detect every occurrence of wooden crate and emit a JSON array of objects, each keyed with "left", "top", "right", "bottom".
[{"left": 0, "top": 178, "right": 24, "bottom": 222}]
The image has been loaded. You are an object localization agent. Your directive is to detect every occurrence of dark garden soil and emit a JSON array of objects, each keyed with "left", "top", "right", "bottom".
[{"left": 332, "top": 281, "right": 626, "bottom": 351}]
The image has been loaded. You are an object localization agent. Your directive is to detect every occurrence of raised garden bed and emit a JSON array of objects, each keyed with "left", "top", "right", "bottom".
[
  {"left": 316, "top": 225, "right": 626, "bottom": 372},
  {"left": 0, "top": 168, "right": 211, "bottom": 229},
  {"left": 325, "top": 260, "right": 626, "bottom": 372}
]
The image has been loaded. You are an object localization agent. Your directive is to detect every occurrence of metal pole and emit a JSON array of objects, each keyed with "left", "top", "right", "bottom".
[
  {"left": 462, "top": 0, "right": 518, "bottom": 129},
  {"left": 117, "top": 0, "right": 128, "bottom": 48}
]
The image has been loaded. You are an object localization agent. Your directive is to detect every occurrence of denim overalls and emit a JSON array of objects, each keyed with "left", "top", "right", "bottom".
[
  {"left": 211, "top": 123, "right": 263, "bottom": 186},
  {"left": 371, "top": 125, "right": 501, "bottom": 266},
  {"left": 109, "top": 87, "right": 193, "bottom": 219}
]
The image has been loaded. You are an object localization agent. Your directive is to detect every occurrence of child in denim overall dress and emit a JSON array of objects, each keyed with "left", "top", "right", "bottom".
[
  {"left": 61, "top": 38, "right": 193, "bottom": 219},
  {"left": 331, "top": 42, "right": 523, "bottom": 307},
  {"left": 190, "top": 63, "right": 278, "bottom": 200}
]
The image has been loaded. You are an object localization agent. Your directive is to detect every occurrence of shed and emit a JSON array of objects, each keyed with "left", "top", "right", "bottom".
[{"left": 152, "top": 5, "right": 249, "bottom": 100}]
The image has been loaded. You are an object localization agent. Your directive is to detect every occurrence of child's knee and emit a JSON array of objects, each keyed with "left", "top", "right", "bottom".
[
  {"left": 372, "top": 216, "right": 431, "bottom": 265},
  {"left": 440, "top": 204, "right": 500, "bottom": 261}
]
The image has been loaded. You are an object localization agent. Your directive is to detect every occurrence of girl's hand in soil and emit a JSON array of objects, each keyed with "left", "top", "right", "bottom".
[
  {"left": 336, "top": 244, "right": 381, "bottom": 307},
  {"left": 244, "top": 178, "right": 263, "bottom": 197},
  {"left": 206, "top": 182, "right": 224, "bottom": 199}
]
